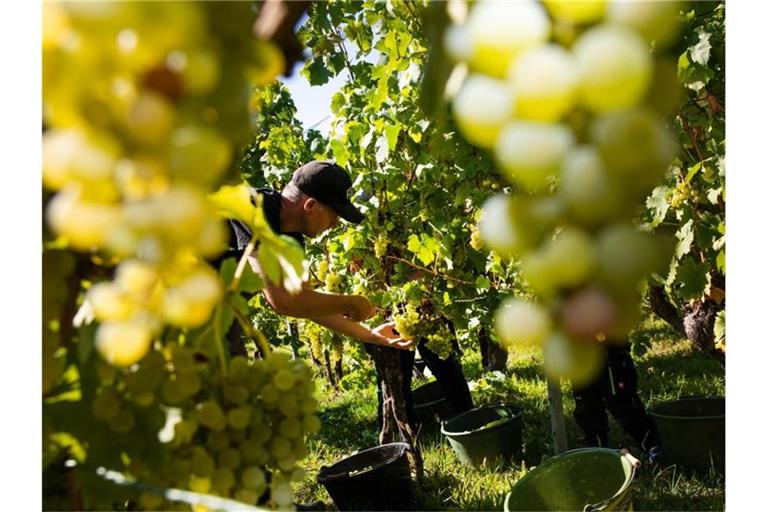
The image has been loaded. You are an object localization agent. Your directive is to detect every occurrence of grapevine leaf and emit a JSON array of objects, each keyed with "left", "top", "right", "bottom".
[
  {"left": 690, "top": 29, "right": 712, "bottom": 65},
  {"left": 716, "top": 249, "right": 725, "bottom": 273},
  {"left": 384, "top": 123, "right": 401, "bottom": 152},
  {"left": 675, "top": 219, "right": 695, "bottom": 259},
  {"left": 330, "top": 138, "right": 350, "bottom": 168},
  {"left": 375, "top": 133, "right": 389, "bottom": 164},
  {"left": 713, "top": 310, "right": 725, "bottom": 342},
  {"left": 675, "top": 256, "right": 708, "bottom": 300},
  {"left": 646, "top": 186, "right": 671, "bottom": 228},
  {"left": 475, "top": 275, "right": 491, "bottom": 292},
  {"left": 208, "top": 184, "right": 256, "bottom": 228},
  {"left": 302, "top": 57, "right": 332, "bottom": 86}
]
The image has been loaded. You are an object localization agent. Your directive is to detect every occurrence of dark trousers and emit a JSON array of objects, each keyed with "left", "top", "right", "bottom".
[
  {"left": 376, "top": 337, "right": 474, "bottom": 428},
  {"left": 572, "top": 345, "right": 661, "bottom": 452}
]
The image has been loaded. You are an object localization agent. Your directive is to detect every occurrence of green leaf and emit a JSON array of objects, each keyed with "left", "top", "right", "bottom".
[
  {"left": 407, "top": 234, "right": 421, "bottom": 254},
  {"left": 675, "top": 219, "right": 695, "bottom": 259},
  {"left": 716, "top": 249, "right": 725, "bottom": 273},
  {"left": 257, "top": 235, "right": 307, "bottom": 294},
  {"left": 330, "top": 138, "right": 350, "bottom": 169},
  {"left": 646, "top": 186, "right": 671, "bottom": 228},
  {"left": 690, "top": 28, "right": 712, "bottom": 65},
  {"left": 713, "top": 310, "right": 725, "bottom": 342},
  {"left": 375, "top": 134, "right": 389, "bottom": 164},
  {"left": 684, "top": 162, "right": 702, "bottom": 183},
  {"left": 302, "top": 58, "right": 332, "bottom": 86},
  {"left": 475, "top": 275, "right": 491, "bottom": 292},
  {"left": 675, "top": 256, "right": 708, "bottom": 300},
  {"left": 384, "top": 123, "right": 401, "bottom": 152},
  {"left": 208, "top": 184, "right": 256, "bottom": 229}
]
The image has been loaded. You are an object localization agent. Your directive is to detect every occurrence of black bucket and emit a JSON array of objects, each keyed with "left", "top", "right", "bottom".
[
  {"left": 316, "top": 442, "right": 415, "bottom": 511},
  {"left": 649, "top": 396, "right": 725, "bottom": 469},
  {"left": 441, "top": 403, "right": 523, "bottom": 467},
  {"left": 412, "top": 380, "right": 454, "bottom": 423}
]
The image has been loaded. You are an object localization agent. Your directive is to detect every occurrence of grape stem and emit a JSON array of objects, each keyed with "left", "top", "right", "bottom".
[
  {"left": 386, "top": 255, "right": 477, "bottom": 286},
  {"left": 229, "top": 237, "right": 257, "bottom": 293},
  {"left": 228, "top": 298, "right": 272, "bottom": 359},
  {"left": 212, "top": 304, "right": 227, "bottom": 376}
]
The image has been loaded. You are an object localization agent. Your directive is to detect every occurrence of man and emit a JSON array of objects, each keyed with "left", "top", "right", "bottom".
[
  {"left": 222, "top": 160, "right": 412, "bottom": 354},
  {"left": 572, "top": 343, "right": 662, "bottom": 462}
]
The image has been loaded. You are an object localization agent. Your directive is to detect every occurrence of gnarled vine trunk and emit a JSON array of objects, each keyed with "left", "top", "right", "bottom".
[{"left": 365, "top": 345, "right": 423, "bottom": 482}]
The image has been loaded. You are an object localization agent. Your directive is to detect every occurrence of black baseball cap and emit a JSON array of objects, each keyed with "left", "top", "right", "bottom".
[{"left": 290, "top": 161, "right": 365, "bottom": 224}]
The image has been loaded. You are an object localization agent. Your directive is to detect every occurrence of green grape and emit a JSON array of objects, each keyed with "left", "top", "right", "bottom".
[
  {"left": 108, "top": 407, "right": 135, "bottom": 433},
  {"left": 373, "top": 235, "right": 388, "bottom": 259},
  {"left": 273, "top": 369, "right": 296, "bottom": 392},
  {"left": 302, "top": 415, "right": 321, "bottom": 435},
  {"left": 190, "top": 447, "right": 215, "bottom": 477},
  {"left": 544, "top": 227, "right": 596, "bottom": 289},
  {"left": 271, "top": 479, "right": 294, "bottom": 508},
  {"left": 573, "top": 24, "right": 651, "bottom": 113},
  {"left": 169, "top": 345, "right": 197, "bottom": 374},
  {"left": 167, "top": 125, "right": 232, "bottom": 187},
  {"left": 235, "top": 490, "right": 260, "bottom": 506},
  {"left": 227, "top": 406, "right": 251, "bottom": 430},
  {"left": 206, "top": 430, "right": 230, "bottom": 452},
  {"left": 324, "top": 272, "right": 340, "bottom": 291},
  {"left": 188, "top": 475, "right": 211, "bottom": 493},
  {"left": 175, "top": 372, "right": 201, "bottom": 397},
  {"left": 174, "top": 419, "right": 198, "bottom": 444},
  {"left": 270, "top": 436, "right": 292, "bottom": 459},
  {"left": 217, "top": 447, "right": 241, "bottom": 470},
  {"left": 211, "top": 467, "right": 235, "bottom": 495},
  {"left": 245, "top": 363, "right": 267, "bottom": 393},
  {"left": 316, "top": 259, "right": 329, "bottom": 282},
  {"left": 161, "top": 378, "right": 186, "bottom": 405},
  {"left": 239, "top": 438, "right": 267, "bottom": 464},
  {"left": 276, "top": 455, "right": 296, "bottom": 472},
  {"left": 425, "top": 331, "right": 453, "bottom": 360},
  {"left": 194, "top": 400, "right": 226, "bottom": 430},
  {"left": 96, "top": 320, "right": 154, "bottom": 368},
  {"left": 495, "top": 298, "right": 552, "bottom": 348},
  {"left": 542, "top": 332, "right": 606, "bottom": 387},
  {"left": 229, "top": 427, "right": 248, "bottom": 443},
  {"left": 300, "top": 397, "right": 317, "bottom": 416},
  {"left": 495, "top": 121, "right": 574, "bottom": 192},
  {"left": 241, "top": 466, "right": 266, "bottom": 491},
  {"left": 607, "top": 1, "right": 681, "bottom": 49},
  {"left": 596, "top": 224, "right": 662, "bottom": 291},
  {"left": 229, "top": 356, "right": 251, "bottom": 381},
  {"left": 46, "top": 188, "right": 122, "bottom": 252},
  {"left": 508, "top": 44, "right": 579, "bottom": 122},
  {"left": 542, "top": 0, "right": 606, "bottom": 24},
  {"left": 276, "top": 395, "right": 299, "bottom": 417},
  {"left": 260, "top": 384, "right": 279, "bottom": 406},
  {"left": 453, "top": 74, "right": 515, "bottom": 149},
  {"left": 249, "top": 420, "right": 271, "bottom": 444},
  {"left": 223, "top": 384, "right": 249, "bottom": 405},
  {"left": 279, "top": 418, "right": 302, "bottom": 439},
  {"left": 123, "top": 91, "right": 175, "bottom": 146},
  {"left": 91, "top": 388, "right": 120, "bottom": 421},
  {"left": 466, "top": 1, "right": 551, "bottom": 78},
  {"left": 87, "top": 282, "right": 133, "bottom": 321}
]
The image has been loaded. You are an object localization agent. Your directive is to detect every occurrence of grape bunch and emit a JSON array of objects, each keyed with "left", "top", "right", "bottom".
[
  {"left": 446, "top": 1, "right": 680, "bottom": 385},
  {"left": 425, "top": 325, "right": 453, "bottom": 361},
  {"left": 393, "top": 302, "right": 421, "bottom": 341},
  {"left": 91, "top": 348, "right": 319, "bottom": 510},
  {"left": 42, "top": 2, "right": 284, "bottom": 368}
]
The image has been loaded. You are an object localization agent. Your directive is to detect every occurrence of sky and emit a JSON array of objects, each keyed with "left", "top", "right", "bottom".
[{"left": 279, "top": 66, "right": 344, "bottom": 137}]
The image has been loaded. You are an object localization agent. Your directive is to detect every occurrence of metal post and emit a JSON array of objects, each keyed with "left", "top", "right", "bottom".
[{"left": 547, "top": 377, "right": 568, "bottom": 455}]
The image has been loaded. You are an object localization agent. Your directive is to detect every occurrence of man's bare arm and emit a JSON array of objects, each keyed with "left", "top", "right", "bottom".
[{"left": 309, "top": 315, "right": 414, "bottom": 350}]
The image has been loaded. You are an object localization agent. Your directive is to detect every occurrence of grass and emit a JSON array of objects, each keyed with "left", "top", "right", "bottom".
[{"left": 292, "top": 316, "right": 725, "bottom": 511}]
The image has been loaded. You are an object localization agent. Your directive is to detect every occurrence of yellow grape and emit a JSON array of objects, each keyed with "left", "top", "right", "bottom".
[
  {"left": 166, "top": 48, "right": 221, "bottom": 95},
  {"left": 595, "top": 224, "right": 663, "bottom": 290},
  {"left": 572, "top": 24, "right": 652, "bottom": 113},
  {"left": 495, "top": 298, "right": 552, "bottom": 348},
  {"left": 592, "top": 109, "right": 677, "bottom": 193},
  {"left": 520, "top": 252, "right": 558, "bottom": 297},
  {"left": 443, "top": 23, "right": 473, "bottom": 63},
  {"left": 495, "top": 121, "right": 574, "bottom": 192},
  {"left": 42, "top": 129, "right": 119, "bottom": 200},
  {"left": 115, "top": 259, "right": 159, "bottom": 298},
  {"left": 478, "top": 194, "right": 530, "bottom": 257},
  {"left": 607, "top": 1, "right": 681, "bottom": 49},
  {"left": 87, "top": 282, "right": 134, "bottom": 321},
  {"left": 123, "top": 91, "right": 175, "bottom": 146},
  {"left": 96, "top": 320, "right": 153, "bottom": 367},
  {"left": 453, "top": 74, "right": 515, "bottom": 149},
  {"left": 544, "top": 227, "right": 596, "bottom": 288},
  {"left": 46, "top": 187, "right": 122, "bottom": 250},
  {"left": 508, "top": 44, "right": 579, "bottom": 122},
  {"left": 558, "top": 145, "right": 627, "bottom": 225},
  {"left": 542, "top": 0, "right": 606, "bottom": 24},
  {"left": 466, "top": 0, "right": 551, "bottom": 78},
  {"left": 113, "top": 155, "right": 169, "bottom": 201},
  {"left": 247, "top": 39, "right": 285, "bottom": 86},
  {"left": 542, "top": 332, "right": 606, "bottom": 387},
  {"left": 167, "top": 126, "right": 232, "bottom": 187}
]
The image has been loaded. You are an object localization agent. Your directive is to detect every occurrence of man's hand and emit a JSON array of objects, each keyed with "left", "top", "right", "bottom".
[
  {"left": 344, "top": 295, "right": 376, "bottom": 322},
  {"left": 372, "top": 321, "right": 415, "bottom": 351}
]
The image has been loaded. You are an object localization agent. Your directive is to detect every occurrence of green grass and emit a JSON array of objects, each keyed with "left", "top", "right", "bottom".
[{"left": 293, "top": 317, "right": 725, "bottom": 511}]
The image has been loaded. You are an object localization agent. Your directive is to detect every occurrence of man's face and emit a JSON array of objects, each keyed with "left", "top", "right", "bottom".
[{"left": 301, "top": 198, "right": 340, "bottom": 237}]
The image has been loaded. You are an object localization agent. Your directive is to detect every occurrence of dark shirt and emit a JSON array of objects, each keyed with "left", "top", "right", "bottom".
[{"left": 214, "top": 187, "right": 304, "bottom": 268}]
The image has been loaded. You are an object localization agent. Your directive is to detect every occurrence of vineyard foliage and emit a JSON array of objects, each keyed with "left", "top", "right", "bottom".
[{"left": 41, "top": 1, "right": 724, "bottom": 509}]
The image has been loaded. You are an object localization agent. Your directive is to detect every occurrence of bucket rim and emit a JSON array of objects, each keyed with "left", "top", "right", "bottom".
[
  {"left": 648, "top": 396, "right": 725, "bottom": 421},
  {"left": 316, "top": 442, "right": 411, "bottom": 484},
  {"left": 503, "top": 447, "right": 636, "bottom": 512},
  {"left": 440, "top": 402, "right": 522, "bottom": 437}
]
